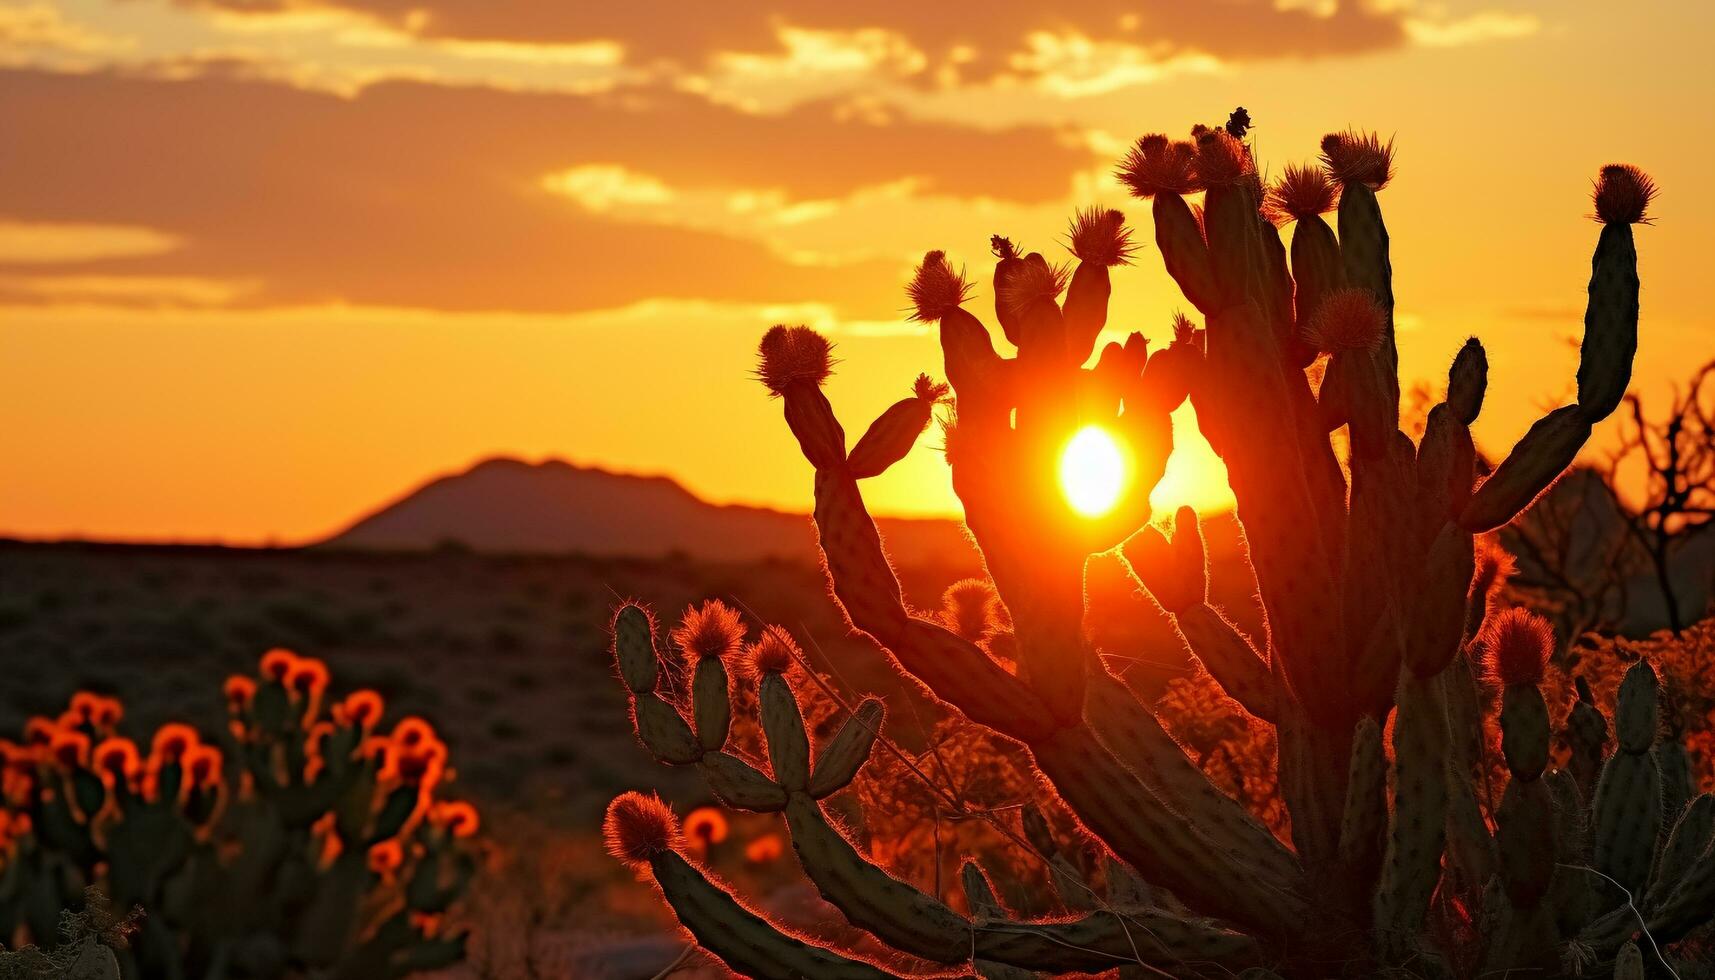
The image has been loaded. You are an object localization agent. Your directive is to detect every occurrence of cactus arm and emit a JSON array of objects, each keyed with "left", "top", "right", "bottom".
[
  {"left": 1333, "top": 182, "right": 1401, "bottom": 459},
  {"left": 1592, "top": 662, "right": 1664, "bottom": 904},
  {"left": 1372, "top": 668, "right": 1450, "bottom": 948},
  {"left": 1338, "top": 716, "right": 1387, "bottom": 890},
  {"left": 1459, "top": 207, "right": 1643, "bottom": 532},
  {"left": 780, "top": 792, "right": 974, "bottom": 964},
  {"left": 1152, "top": 193, "right": 1219, "bottom": 314},
  {"left": 810, "top": 468, "right": 1055, "bottom": 741},
  {"left": 1643, "top": 793, "right": 1713, "bottom": 910},
  {"left": 700, "top": 752, "right": 788, "bottom": 812},
  {"left": 1458, "top": 405, "right": 1593, "bottom": 533},
  {"left": 1643, "top": 847, "right": 1715, "bottom": 945},
  {"left": 1442, "top": 760, "right": 1497, "bottom": 892},
  {"left": 1170, "top": 604, "right": 1277, "bottom": 723},
  {"left": 1028, "top": 727, "right": 1307, "bottom": 934},
  {"left": 1184, "top": 303, "right": 1345, "bottom": 724},
  {"left": 1575, "top": 221, "right": 1641, "bottom": 421},
  {"left": 975, "top": 906, "right": 1264, "bottom": 974},
  {"left": 647, "top": 849, "right": 907, "bottom": 980},
  {"left": 1118, "top": 511, "right": 1278, "bottom": 722},
  {"left": 808, "top": 699, "right": 883, "bottom": 799},
  {"left": 1086, "top": 671, "right": 1298, "bottom": 885}
]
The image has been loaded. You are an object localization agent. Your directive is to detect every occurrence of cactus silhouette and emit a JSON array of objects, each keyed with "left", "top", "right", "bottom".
[
  {"left": 604, "top": 116, "right": 1709, "bottom": 977},
  {"left": 0, "top": 650, "right": 478, "bottom": 978}
]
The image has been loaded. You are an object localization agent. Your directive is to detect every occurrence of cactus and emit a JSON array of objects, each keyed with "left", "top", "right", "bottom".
[
  {"left": 0, "top": 650, "right": 479, "bottom": 978},
  {"left": 600, "top": 113, "right": 1707, "bottom": 976}
]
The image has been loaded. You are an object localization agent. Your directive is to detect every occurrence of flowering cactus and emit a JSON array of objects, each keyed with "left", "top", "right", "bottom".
[
  {"left": 604, "top": 115, "right": 1710, "bottom": 977},
  {"left": 0, "top": 650, "right": 478, "bottom": 979}
]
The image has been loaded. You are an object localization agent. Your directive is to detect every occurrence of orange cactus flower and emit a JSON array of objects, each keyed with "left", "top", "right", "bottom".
[
  {"left": 394, "top": 740, "right": 447, "bottom": 788},
  {"left": 429, "top": 800, "right": 480, "bottom": 838},
  {"left": 151, "top": 723, "right": 200, "bottom": 765},
  {"left": 285, "top": 657, "right": 330, "bottom": 699},
  {"left": 391, "top": 717, "right": 436, "bottom": 751},
  {"left": 92, "top": 738, "right": 142, "bottom": 785},
  {"left": 335, "top": 690, "right": 384, "bottom": 730},
  {"left": 409, "top": 910, "right": 443, "bottom": 938},
  {"left": 23, "top": 717, "right": 59, "bottom": 747},
  {"left": 682, "top": 806, "right": 728, "bottom": 851},
  {"left": 49, "top": 729, "right": 91, "bottom": 770},
  {"left": 185, "top": 745, "right": 224, "bottom": 790},
  {"left": 223, "top": 675, "right": 257, "bottom": 713},
  {"left": 68, "top": 692, "right": 104, "bottom": 726},
  {"left": 259, "top": 648, "right": 299, "bottom": 683},
  {"left": 305, "top": 721, "right": 336, "bottom": 756},
  {"left": 359, "top": 736, "right": 394, "bottom": 769},
  {"left": 368, "top": 839, "right": 405, "bottom": 876},
  {"left": 90, "top": 697, "right": 123, "bottom": 731},
  {"left": 744, "top": 832, "right": 785, "bottom": 864}
]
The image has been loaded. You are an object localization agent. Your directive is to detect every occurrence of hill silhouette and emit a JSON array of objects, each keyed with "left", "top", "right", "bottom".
[{"left": 320, "top": 457, "right": 978, "bottom": 566}]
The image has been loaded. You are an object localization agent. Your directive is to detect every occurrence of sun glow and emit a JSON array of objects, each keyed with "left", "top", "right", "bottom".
[{"left": 1059, "top": 425, "right": 1127, "bottom": 517}]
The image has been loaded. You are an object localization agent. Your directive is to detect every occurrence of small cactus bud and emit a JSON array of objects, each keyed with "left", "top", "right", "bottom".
[
  {"left": 1116, "top": 134, "right": 1200, "bottom": 198},
  {"left": 1067, "top": 207, "right": 1135, "bottom": 267},
  {"left": 335, "top": 690, "right": 384, "bottom": 730},
  {"left": 671, "top": 599, "right": 745, "bottom": 663},
  {"left": 93, "top": 737, "right": 141, "bottom": 784},
  {"left": 1481, "top": 608, "right": 1553, "bottom": 688},
  {"left": 747, "top": 625, "right": 800, "bottom": 675},
  {"left": 259, "top": 648, "right": 298, "bottom": 684},
  {"left": 429, "top": 800, "right": 480, "bottom": 838},
  {"left": 1192, "top": 129, "right": 1254, "bottom": 188},
  {"left": 611, "top": 602, "right": 660, "bottom": 694},
  {"left": 604, "top": 792, "right": 681, "bottom": 868},
  {"left": 151, "top": 723, "right": 200, "bottom": 764},
  {"left": 285, "top": 657, "right": 329, "bottom": 701},
  {"left": 49, "top": 729, "right": 90, "bottom": 770},
  {"left": 1263, "top": 163, "right": 1339, "bottom": 225},
  {"left": 185, "top": 744, "right": 223, "bottom": 790},
  {"left": 1447, "top": 338, "right": 1487, "bottom": 424},
  {"left": 1305, "top": 287, "right": 1385, "bottom": 354},
  {"left": 1616, "top": 659, "right": 1659, "bottom": 753},
  {"left": 223, "top": 675, "right": 256, "bottom": 713},
  {"left": 1319, "top": 130, "right": 1395, "bottom": 190},
  {"left": 368, "top": 839, "right": 405, "bottom": 877},
  {"left": 907, "top": 251, "right": 974, "bottom": 323},
  {"left": 756, "top": 324, "right": 833, "bottom": 396},
  {"left": 940, "top": 578, "right": 1001, "bottom": 643},
  {"left": 1591, "top": 164, "right": 1656, "bottom": 225},
  {"left": 997, "top": 255, "right": 1069, "bottom": 317}
]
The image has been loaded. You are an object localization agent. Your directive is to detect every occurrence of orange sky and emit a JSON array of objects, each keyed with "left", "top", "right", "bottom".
[{"left": 2, "top": 0, "right": 1710, "bottom": 543}]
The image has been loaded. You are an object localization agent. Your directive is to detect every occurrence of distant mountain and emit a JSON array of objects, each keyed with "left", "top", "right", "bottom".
[{"left": 320, "top": 457, "right": 977, "bottom": 566}]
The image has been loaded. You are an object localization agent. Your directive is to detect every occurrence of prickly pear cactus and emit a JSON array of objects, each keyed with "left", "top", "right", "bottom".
[
  {"left": 0, "top": 650, "right": 480, "bottom": 979},
  {"left": 602, "top": 112, "right": 1709, "bottom": 978}
]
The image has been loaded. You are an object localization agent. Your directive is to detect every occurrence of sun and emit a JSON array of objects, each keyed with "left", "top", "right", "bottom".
[{"left": 1059, "top": 425, "right": 1127, "bottom": 518}]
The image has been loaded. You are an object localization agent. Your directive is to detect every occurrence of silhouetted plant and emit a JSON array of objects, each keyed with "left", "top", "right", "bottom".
[
  {"left": 600, "top": 115, "right": 1711, "bottom": 977},
  {"left": 0, "top": 650, "right": 478, "bottom": 978}
]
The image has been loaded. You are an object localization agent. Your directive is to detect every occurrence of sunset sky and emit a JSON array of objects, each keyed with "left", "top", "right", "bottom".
[{"left": 2, "top": 0, "right": 1710, "bottom": 544}]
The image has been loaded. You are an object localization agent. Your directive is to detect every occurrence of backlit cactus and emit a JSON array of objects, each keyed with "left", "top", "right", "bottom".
[
  {"left": 0, "top": 650, "right": 478, "bottom": 978},
  {"left": 603, "top": 113, "right": 1708, "bottom": 976}
]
